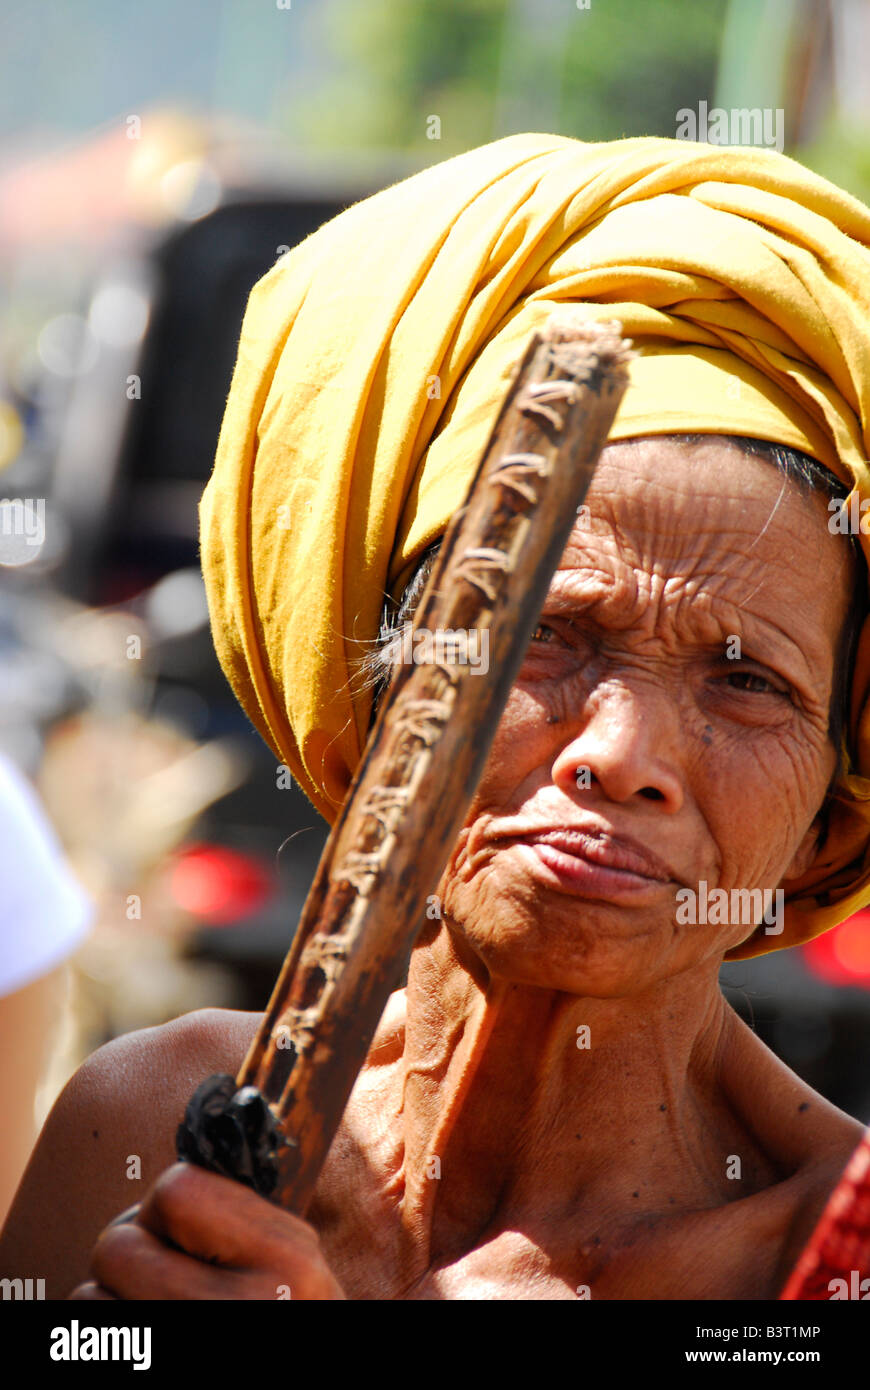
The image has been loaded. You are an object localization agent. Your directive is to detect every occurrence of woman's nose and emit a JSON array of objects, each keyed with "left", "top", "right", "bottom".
[{"left": 551, "top": 679, "right": 685, "bottom": 811}]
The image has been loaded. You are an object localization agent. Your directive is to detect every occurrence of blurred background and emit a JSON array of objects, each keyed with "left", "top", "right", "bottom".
[{"left": 1, "top": 0, "right": 869, "bottom": 1218}]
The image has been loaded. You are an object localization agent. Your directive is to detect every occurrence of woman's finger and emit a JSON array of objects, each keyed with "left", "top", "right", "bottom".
[
  {"left": 136, "top": 1163, "right": 322, "bottom": 1270},
  {"left": 68, "top": 1280, "right": 118, "bottom": 1301},
  {"left": 90, "top": 1220, "right": 248, "bottom": 1301}
]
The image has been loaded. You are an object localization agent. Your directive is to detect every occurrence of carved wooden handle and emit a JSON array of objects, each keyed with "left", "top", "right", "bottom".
[{"left": 176, "top": 312, "right": 633, "bottom": 1213}]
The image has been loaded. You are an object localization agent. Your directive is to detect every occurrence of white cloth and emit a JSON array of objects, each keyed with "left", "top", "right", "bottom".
[{"left": 0, "top": 753, "right": 94, "bottom": 995}]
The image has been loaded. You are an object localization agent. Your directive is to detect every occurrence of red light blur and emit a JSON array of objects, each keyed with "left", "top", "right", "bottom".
[
  {"left": 802, "top": 910, "right": 870, "bottom": 988},
  {"left": 169, "top": 842, "right": 273, "bottom": 925}
]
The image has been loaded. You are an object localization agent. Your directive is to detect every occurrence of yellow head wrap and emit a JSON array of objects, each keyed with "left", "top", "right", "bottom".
[{"left": 199, "top": 133, "right": 870, "bottom": 959}]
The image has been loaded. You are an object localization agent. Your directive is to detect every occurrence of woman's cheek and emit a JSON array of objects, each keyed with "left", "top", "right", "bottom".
[
  {"left": 702, "top": 729, "right": 832, "bottom": 889},
  {"left": 484, "top": 682, "right": 568, "bottom": 775}
]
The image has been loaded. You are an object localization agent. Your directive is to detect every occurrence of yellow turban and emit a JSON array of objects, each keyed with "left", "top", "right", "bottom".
[{"left": 199, "top": 132, "right": 870, "bottom": 959}]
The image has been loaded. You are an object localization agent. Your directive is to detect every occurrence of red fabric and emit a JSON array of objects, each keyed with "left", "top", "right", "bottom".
[{"left": 780, "top": 1128, "right": 870, "bottom": 1299}]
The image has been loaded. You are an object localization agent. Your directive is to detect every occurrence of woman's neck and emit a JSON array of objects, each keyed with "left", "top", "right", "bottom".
[{"left": 397, "top": 920, "right": 747, "bottom": 1272}]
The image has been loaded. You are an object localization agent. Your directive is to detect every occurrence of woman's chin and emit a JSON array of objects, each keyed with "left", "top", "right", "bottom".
[{"left": 457, "top": 910, "right": 681, "bottom": 997}]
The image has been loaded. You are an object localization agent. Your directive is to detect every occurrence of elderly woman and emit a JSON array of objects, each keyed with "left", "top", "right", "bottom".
[{"left": 3, "top": 134, "right": 870, "bottom": 1301}]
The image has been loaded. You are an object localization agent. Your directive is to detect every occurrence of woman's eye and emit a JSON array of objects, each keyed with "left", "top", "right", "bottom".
[
  {"left": 530, "top": 623, "right": 560, "bottom": 644},
  {"left": 724, "top": 670, "right": 780, "bottom": 695}
]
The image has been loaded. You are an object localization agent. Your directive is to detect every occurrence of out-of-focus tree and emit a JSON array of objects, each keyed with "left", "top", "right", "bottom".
[
  {"left": 712, "top": 0, "right": 870, "bottom": 201},
  {"left": 282, "top": 0, "right": 729, "bottom": 156}
]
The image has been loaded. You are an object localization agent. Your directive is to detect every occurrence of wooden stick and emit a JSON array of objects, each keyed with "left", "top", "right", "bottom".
[{"left": 176, "top": 312, "right": 633, "bottom": 1213}]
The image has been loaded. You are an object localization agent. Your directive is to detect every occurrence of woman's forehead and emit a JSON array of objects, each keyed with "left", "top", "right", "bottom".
[
  {"left": 575, "top": 436, "right": 837, "bottom": 555},
  {"left": 554, "top": 436, "right": 852, "bottom": 635}
]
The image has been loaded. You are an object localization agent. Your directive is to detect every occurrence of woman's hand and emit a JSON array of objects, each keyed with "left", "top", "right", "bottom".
[{"left": 68, "top": 1162, "right": 346, "bottom": 1301}]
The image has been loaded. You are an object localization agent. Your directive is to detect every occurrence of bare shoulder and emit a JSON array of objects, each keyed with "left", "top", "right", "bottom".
[
  {"left": 0, "top": 990, "right": 407, "bottom": 1301},
  {"left": 0, "top": 1006, "right": 261, "bottom": 1299},
  {"left": 720, "top": 1004, "right": 864, "bottom": 1166},
  {"left": 718, "top": 1006, "right": 866, "bottom": 1291},
  {"left": 773, "top": 1111, "right": 867, "bottom": 1293}
]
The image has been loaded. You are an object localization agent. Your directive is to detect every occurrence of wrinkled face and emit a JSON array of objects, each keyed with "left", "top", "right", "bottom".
[{"left": 438, "top": 437, "right": 854, "bottom": 995}]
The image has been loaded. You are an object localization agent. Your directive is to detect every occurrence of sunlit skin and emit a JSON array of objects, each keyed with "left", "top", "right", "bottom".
[{"left": 0, "top": 436, "right": 864, "bottom": 1300}]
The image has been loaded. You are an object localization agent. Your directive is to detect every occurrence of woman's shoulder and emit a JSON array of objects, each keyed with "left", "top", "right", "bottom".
[
  {"left": 0, "top": 990, "right": 409, "bottom": 1298},
  {"left": 720, "top": 1004, "right": 864, "bottom": 1167},
  {"left": 718, "top": 1007, "right": 866, "bottom": 1291},
  {"left": 0, "top": 1005, "right": 262, "bottom": 1298},
  {"left": 772, "top": 1130, "right": 867, "bottom": 1295}
]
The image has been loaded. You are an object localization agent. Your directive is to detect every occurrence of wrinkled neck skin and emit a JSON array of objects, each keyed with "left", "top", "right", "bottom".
[{"left": 396, "top": 914, "right": 740, "bottom": 1278}]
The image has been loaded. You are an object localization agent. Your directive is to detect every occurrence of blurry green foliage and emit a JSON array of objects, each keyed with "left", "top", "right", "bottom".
[
  {"left": 799, "top": 119, "right": 870, "bottom": 207},
  {"left": 285, "top": 0, "right": 730, "bottom": 154}
]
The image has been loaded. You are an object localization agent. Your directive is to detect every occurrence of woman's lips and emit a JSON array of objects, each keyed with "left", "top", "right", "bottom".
[{"left": 521, "top": 829, "right": 673, "bottom": 902}]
